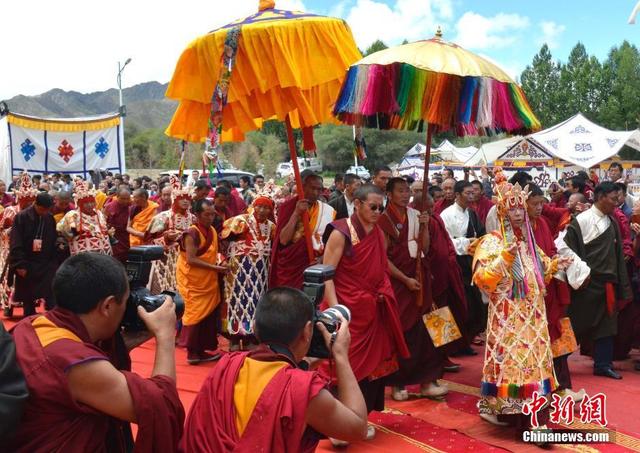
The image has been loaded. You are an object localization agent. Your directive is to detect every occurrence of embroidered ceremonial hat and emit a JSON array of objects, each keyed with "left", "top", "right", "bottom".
[{"left": 14, "top": 172, "right": 38, "bottom": 200}]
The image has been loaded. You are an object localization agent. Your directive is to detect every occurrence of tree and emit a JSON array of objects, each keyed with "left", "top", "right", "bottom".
[
  {"left": 557, "top": 43, "right": 604, "bottom": 121},
  {"left": 599, "top": 41, "right": 640, "bottom": 130},
  {"left": 520, "top": 44, "right": 561, "bottom": 128},
  {"left": 364, "top": 40, "right": 388, "bottom": 56}
]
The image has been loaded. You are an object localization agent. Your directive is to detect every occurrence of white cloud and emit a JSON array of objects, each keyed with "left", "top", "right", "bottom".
[
  {"left": 454, "top": 11, "right": 530, "bottom": 50},
  {"left": 0, "top": 0, "right": 307, "bottom": 99},
  {"left": 538, "top": 21, "right": 566, "bottom": 49},
  {"left": 344, "top": 0, "right": 454, "bottom": 50}
]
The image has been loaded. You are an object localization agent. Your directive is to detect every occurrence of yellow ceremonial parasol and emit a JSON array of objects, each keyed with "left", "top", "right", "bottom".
[
  {"left": 165, "top": 0, "right": 362, "bottom": 260},
  {"left": 333, "top": 28, "right": 541, "bottom": 306}
]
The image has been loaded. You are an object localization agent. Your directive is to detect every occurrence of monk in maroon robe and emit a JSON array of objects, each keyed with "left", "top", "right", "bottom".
[
  {"left": 433, "top": 178, "right": 455, "bottom": 215},
  {"left": 378, "top": 178, "right": 446, "bottom": 400},
  {"left": 105, "top": 188, "right": 131, "bottom": 264},
  {"left": 322, "top": 184, "right": 409, "bottom": 416},
  {"left": 182, "top": 287, "right": 368, "bottom": 451},
  {"left": 527, "top": 186, "right": 575, "bottom": 393},
  {"left": 471, "top": 180, "right": 494, "bottom": 226},
  {"left": 270, "top": 174, "right": 335, "bottom": 289},
  {"left": 8, "top": 253, "right": 184, "bottom": 452},
  {"left": 422, "top": 195, "right": 468, "bottom": 368},
  {"left": 612, "top": 206, "right": 637, "bottom": 360}
]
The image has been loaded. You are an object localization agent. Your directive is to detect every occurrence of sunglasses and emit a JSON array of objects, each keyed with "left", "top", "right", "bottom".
[{"left": 366, "top": 203, "right": 384, "bottom": 212}]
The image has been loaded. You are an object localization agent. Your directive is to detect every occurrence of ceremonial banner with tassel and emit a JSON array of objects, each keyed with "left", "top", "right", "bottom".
[{"left": 204, "top": 25, "right": 240, "bottom": 184}]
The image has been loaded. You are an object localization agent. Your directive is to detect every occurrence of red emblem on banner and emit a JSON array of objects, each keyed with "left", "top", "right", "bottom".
[{"left": 58, "top": 139, "right": 74, "bottom": 163}]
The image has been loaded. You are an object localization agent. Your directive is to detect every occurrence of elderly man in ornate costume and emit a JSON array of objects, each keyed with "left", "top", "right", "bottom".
[
  {"left": 472, "top": 172, "right": 571, "bottom": 432},
  {"left": 220, "top": 196, "right": 276, "bottom": 350},
  {"left": 145, "top": 176, "right": 195, "bottom": 293},
  {"left": 57, "top": 180, "right": 112, "bottom": 256},
  {"left": 1, "top": 173, "right": 38, "bottom": 316}
]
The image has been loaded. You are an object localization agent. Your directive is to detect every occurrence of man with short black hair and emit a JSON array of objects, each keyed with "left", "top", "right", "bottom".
[
  {"left": 329, "top": 173, "right": 345, "bottom": 202},
  {"left": 372, "top": 166, "right": 392, "bottom": 207},
  {"left": 9, "top": 192, "right": 58, "bottom": 316},
  {"left": 608, "top": 162, "right": 625, "bottom": 183},
  {"left": 440, "top": 180, "right": 486, "bottom": 355},
  {"left": 561, "top": 182, "right": 632, "bottom": 379},
  {"left": 329, "top": 173, "right": 361, "bottom": 220},
  {"left": 443, "top": 168, "right": 454, "bottom": 180},
  {"left": 254, "top": 174, "right": 265, "bottom": 192},
  {"left": 182, "top": 287, "right": 367, "bottom": 451},
  {"left": 212, "top": 186, "right": 231, "bottom": 234},
  {"left": 239, "top": 175, "right": 255, "bottom": 205},
  {"left": 193, "top": 179, "right": 211, "bottom": 203},
  {"left": 9, "top": 253, "right": 184, "bottom": 451}
]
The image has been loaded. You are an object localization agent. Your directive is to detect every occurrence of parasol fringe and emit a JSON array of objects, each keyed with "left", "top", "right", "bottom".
[{"left": 334, "top": 62, "right": 541, "bottom": 136}]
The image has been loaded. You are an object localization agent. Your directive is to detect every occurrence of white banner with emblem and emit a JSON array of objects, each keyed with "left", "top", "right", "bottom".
[{"left": 0, "top": 112, "right": 125, "bottom": 183}]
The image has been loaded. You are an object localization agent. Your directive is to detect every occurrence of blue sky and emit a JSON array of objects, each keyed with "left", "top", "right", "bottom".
[{"left": 1, "top": 0, "right": 638, "bottom": 99}]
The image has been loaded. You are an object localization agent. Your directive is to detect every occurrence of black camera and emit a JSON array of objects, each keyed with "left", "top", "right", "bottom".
[
  {"left": 303, "top": 264, "right": 352, "bottom": 358},
  {"left": 121, "top": 246, "right": 184, "bottom": 331}
]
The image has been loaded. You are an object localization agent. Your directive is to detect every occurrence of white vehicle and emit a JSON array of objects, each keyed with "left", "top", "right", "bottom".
[
  {"left": 297, "top": 157, "right": 323, "bottom": 173},
  {"left": 276, "top": 162, "right": 293, "bottom": 179},
  {"left": 347, "top": 165, "right": 370, "bottom": 179}
]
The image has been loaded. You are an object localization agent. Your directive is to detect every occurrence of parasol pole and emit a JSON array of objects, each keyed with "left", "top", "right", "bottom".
[
  {"left": 415, "top": 123, "right": 435, "bottom": 307},
  {"left": 285, "top": 114, "right": 315, "bottom": 263}
]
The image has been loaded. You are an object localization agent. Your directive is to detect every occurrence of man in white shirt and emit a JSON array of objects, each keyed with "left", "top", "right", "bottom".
[
  {"left": 561, "top": 182, "right": 632, "bottom": 380},
  {"left": 440, "top": 181, "right": 486, "bottom": 356}
]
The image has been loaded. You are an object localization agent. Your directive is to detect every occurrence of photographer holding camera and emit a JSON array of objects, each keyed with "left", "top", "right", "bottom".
[
  {"left": 181, "top": 287, "right": 368, "bottom": 452},
  {"left": 8, "top": 253, "right": 184, "bottom": 452}
]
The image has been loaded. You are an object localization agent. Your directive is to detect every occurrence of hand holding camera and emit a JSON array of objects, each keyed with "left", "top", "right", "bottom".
[
  {"left": 138, "top": 296, "right": 177, "bottom": 343},
  {"left": 316, "top": 312, "right": 351, "bottom": 362}
]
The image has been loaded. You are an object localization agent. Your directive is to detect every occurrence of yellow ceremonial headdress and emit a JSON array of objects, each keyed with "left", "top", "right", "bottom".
[
  {"left": 492, "top": 168, "right": 530, "bottom": 218},
  {"left": 170, "top": 175, "right": 192, "bottom": 199},
  {"left": 14, "top": 172, "right": 38, "bottom": 200},
  {"left": 73, "top": 179, "right": 97, "bottom": 205}
]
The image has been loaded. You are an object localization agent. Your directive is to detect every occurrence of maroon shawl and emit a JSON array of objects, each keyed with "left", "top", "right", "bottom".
[
  {"left": 269, "top": 197, "right": 312, "bottom": 289},
  {"left": 320, "top": 215, "right": 409, "bottom": 381},
  {"left": 10, "top": 308, "right": 184, "bottom": 452},
  {"left": 181, "top": 348, "right": 326, "bottom": 453},
  {"left": 532, "top": 216, "right": 571, "bottom": 342}
]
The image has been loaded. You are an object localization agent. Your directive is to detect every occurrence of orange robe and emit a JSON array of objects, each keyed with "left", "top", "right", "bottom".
[
  {"left": 129, "top": 201, "right": 159, "bottom": 246},
  {"left": 176, "top": 224, "right": 220, "bottom": 326}
]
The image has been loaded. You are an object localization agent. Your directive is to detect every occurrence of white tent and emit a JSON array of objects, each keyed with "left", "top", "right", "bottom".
[
  {"left": 465, "top": 136, "right": 523, "bottom": 166},
  {"left": 500, "top": 113, "right": 640, "bottom": 168},
  {"left": 433, "top": 139, "right": 477, "bottom": 164}
]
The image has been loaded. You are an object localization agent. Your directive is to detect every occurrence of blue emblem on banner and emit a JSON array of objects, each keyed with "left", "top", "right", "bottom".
[
  {"left": 95, "top": 137, "right": 109, "bottom": 158},
  {"left": 20, "top": 139, "right": 36, "bottom": 161}
]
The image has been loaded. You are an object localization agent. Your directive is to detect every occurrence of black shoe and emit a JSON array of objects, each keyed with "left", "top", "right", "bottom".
[
  {"left": 593, "top": 368, "right": 622, "bottom": 380},
  {"left": 634, "top": 361, "right": 640, "bottom": 372},
  {"left": 451, "top": 346, "right": 478, "bottom": 357}
]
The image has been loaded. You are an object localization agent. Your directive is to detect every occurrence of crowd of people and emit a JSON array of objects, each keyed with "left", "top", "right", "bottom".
[{"left": 0, "top": 160, "right": 639, "bottom": 451}]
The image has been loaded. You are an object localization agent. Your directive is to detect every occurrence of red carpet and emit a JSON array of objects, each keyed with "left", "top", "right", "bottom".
[{"left": 4, "top": 309, "right": 640, "bottom": 452}]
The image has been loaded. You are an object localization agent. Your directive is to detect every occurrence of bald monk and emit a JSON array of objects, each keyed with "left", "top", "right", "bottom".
[
  {"left": 9, "top": 253, "right": 184, "bottom": 452},
  {"left": 322, "top": 184, "right": 409, "bottom": 442},
  {"left": 270, "top": 172, "right": 335, "bottom": 289},
  {"left": 433, "top": 178, "right": 455, "bottom": 215},
  {"left": 177, "top": 198, "right": 228, "bottom": 365},
  {"left": 127, "top": 188, "right": 158, "bottom": 247},
  {"left": 181, "top": 287, "right": 368, "bottom": 452}
]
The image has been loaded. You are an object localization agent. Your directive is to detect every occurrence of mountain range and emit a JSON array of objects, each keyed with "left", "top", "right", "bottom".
[{"left": 2, "top": 82, "right": 177, "bottom": 131}]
